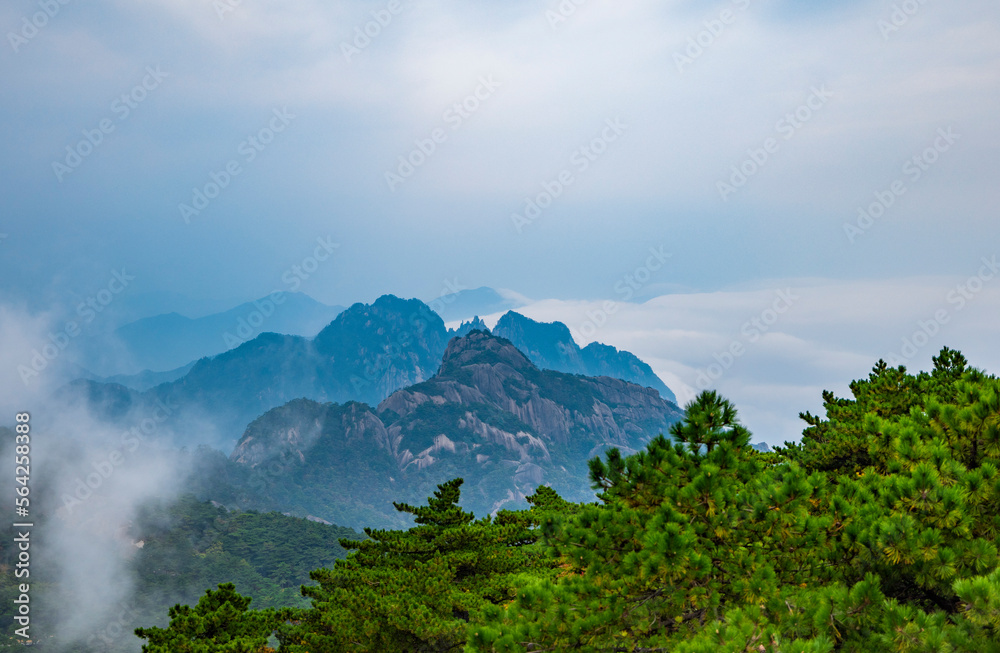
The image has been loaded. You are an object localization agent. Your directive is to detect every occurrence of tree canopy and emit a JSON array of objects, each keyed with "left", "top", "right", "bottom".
[{"left": 139, "top": 347, "right": 1000, "bottom": 652}]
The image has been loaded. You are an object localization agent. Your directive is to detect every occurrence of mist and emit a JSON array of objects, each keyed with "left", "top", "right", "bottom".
[{"left": 0, "top": 304, "right": 197, "bottom": 651}]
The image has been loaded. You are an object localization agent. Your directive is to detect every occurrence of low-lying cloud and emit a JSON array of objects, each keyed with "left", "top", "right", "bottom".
[{"left": 495, "top": 274, "right": 1000, "bottom": 446}]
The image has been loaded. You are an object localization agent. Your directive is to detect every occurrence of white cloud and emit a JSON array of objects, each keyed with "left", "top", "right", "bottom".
[
  {"left": 13, "top": 0, "right": 996, "bottom": 203},
  {"left": 509, "top": 273, "right": 1000, "bottom": 445}
]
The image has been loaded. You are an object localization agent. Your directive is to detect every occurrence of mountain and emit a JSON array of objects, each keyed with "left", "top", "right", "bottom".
[
  {"left": 61, "top": 295, "right": 452, "bottom": 448},
  {"left": 0, "top": 493, "right": 362, "bottom": 652},
  {"left": 130, "top": 495, "right": 362, "bottom": 611},
  {"left": 224, "top": 330, "right": 684, "bottom": 528},
  {"left": 449, "top": 316, "right": 489, "bottom": 338},
  {"left": 62, "top": 297, "right": 675, "bottom": 454},
  {"left": 579, "top": 342, "right": 675, "bottom": 402},
  {"left": 111, "top": 290, "right": 245, "bottom": 327},
  {"left": 96, "top": 362, "right": 196, "bottom": 391},
  {"left": 312, "top": 295, "right": 449, "bottom": 400},
  {"left": 427, "top": 286, "right": 521, "bottom": 322},
  {"left": 105, "top": 292, "right": 345, "bottom": 374},
  {"left": 491, "top": 311, "right": 677, "bottom": 402}
]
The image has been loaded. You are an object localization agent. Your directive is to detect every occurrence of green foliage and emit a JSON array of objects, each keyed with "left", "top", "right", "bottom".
[
  {"left": 147, "top": 347, "right": 1000, "bottom": 653},
  {"left": 132, "top": 495, "right": 362, "bottom": 610},
  {"left": 277, "top": 479, "right": 565, "bottom": 652},
  {"left": 135, "top": 583, "right": 290, "bottom": 652},
  {"left": 114, "top": 497, "right": 361, "bottom": 653},
  {"left": 469, "top": 349, "right": 1000, "bottom": 651},
  {"left": 473, "top": 392, "right": 825, "bottom": 651}
]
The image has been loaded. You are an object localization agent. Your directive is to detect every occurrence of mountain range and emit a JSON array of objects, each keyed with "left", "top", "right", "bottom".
[
  {"left": 64, "top": 296, "right": 678, "bottom": 450},
  {"left": 424, "top": 286, "right": 522, "bottom": 322},
  {"left": 490, "top": 310, "right": 676, "bottom": 403},
  {"left": 221, "top": 329, "right": 683, "bottom": 527},
  {"left": 92, "top": 292, "right": 345, "bottom": 376}
]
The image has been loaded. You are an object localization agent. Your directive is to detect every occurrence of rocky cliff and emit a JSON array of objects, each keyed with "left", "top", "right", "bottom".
[{"left": 227, "top": 330, "right": 683, "bottom": 528}]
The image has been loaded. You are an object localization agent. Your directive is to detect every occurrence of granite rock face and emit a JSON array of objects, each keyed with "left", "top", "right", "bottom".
[
  {"left": 68, "top": 298, "right": 677, "bottom": 454},
  {"left": 228, "top": 330, "right": 684, "bottom": 528}
]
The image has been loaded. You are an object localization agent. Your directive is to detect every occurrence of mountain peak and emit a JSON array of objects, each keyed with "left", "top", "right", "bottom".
[
  {"left": 315, "top": 296, "right": 446, "bottom": 352},
  {"left": 371, "top": 294, "right": 413, "bottom": 309},
  {"left": 495, "top": 310, "right": 574, "bottom": 343},
  {"left": 492, "top": 311, "right": 676, "bottom": 403},
  {"left": 438, "top": 330, "right": 536, "bottom": 376},
  {"left": 427, "top": 287, "right": 520, "bottom": 322},
  {"left": 450, "top": 316, "right": 489, "bottom": 338},
  {"left": 492, "top": 311, "right": 585, "bottom": 374}
]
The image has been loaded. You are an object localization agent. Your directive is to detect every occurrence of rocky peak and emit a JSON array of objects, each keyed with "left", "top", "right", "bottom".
[
  {"left": 494, "top": 311, "right": 574, "bottom": 344},
  {"left": 450, "top": 316, "right": 489, "bottom": 338},
  {"left": 313, "top": 294, "right": 447, "bottom": 355},
  {"left": 230, "top": 397, "right": 327, "bottom": 467},
  {"left": 438, "top": 330, "right": 537, "bottom": 376},
  {"left": 492, "top": 311, "right": 586, "bottom": 374},
  {"left": 492, "top": 310, "right": 676, "bottom": 403}
]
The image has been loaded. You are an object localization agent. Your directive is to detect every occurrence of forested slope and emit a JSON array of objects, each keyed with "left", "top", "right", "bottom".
[{"left": 139, "top": 347, "right": 1000, "bottom": 651}]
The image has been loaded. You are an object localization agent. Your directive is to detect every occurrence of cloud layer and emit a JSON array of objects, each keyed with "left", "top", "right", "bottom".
[
  {"left": 499, "top": 270, "right": 1000, "bottom": 445},
  {"left": 1, "top": 0, "right": 998, "bottom": 309}
]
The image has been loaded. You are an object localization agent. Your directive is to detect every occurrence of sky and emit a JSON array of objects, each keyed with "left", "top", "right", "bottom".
[{"left": 2, "top": 0, "right": 999, "bottom": 443}]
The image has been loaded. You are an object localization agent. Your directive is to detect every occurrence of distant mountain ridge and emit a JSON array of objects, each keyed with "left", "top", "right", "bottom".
[
  {"left": 106, "top": 292, "right": 345, "bottom": 374},
  {"left": 491, "top": 311, "right": 677, "bottom": 402},
  {"left": 64, "top": 296, "right": 676, "bottom": 450},
  {"left": 425, "top": 286, "right": 521, "bottom": 322},
  {"left": 224, "top": 330, "right": 684, "bottom": 527},
  {"left": 95, "top": 362, "right": 196, "bottom": 391}
]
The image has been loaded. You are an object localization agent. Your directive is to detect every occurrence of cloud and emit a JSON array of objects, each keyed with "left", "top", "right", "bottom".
[
  {"left": 0, "top": 304, "right": 67, "bottom": 414},
  {"left": 507, "top": 273, "right": 1000, "bottom": 445},
  {"left": 0, "top": 303, "right": 185, "bottom": 650},
  {"left": 35, "top": 400, "right": 183, "bottom": 648},
  {"left": 1, "top": 0, "right": 998, "bottom": 309}
]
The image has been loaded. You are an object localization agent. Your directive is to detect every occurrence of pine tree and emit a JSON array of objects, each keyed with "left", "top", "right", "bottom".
[
  {"left": 135, "top": 583, "right": 289, "bottom": 652},
  {"left": 471, "top": 351, "right": 1000, "bottom": 651},
  {"left": 470, "top": 391, "right": 834, "bottom": 651},
  {"left": 142, "top": 347, "right": 1000, "bottom": 653},
  {"left": 278, "top": 479, "right": 564, "bottom": 652}
]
